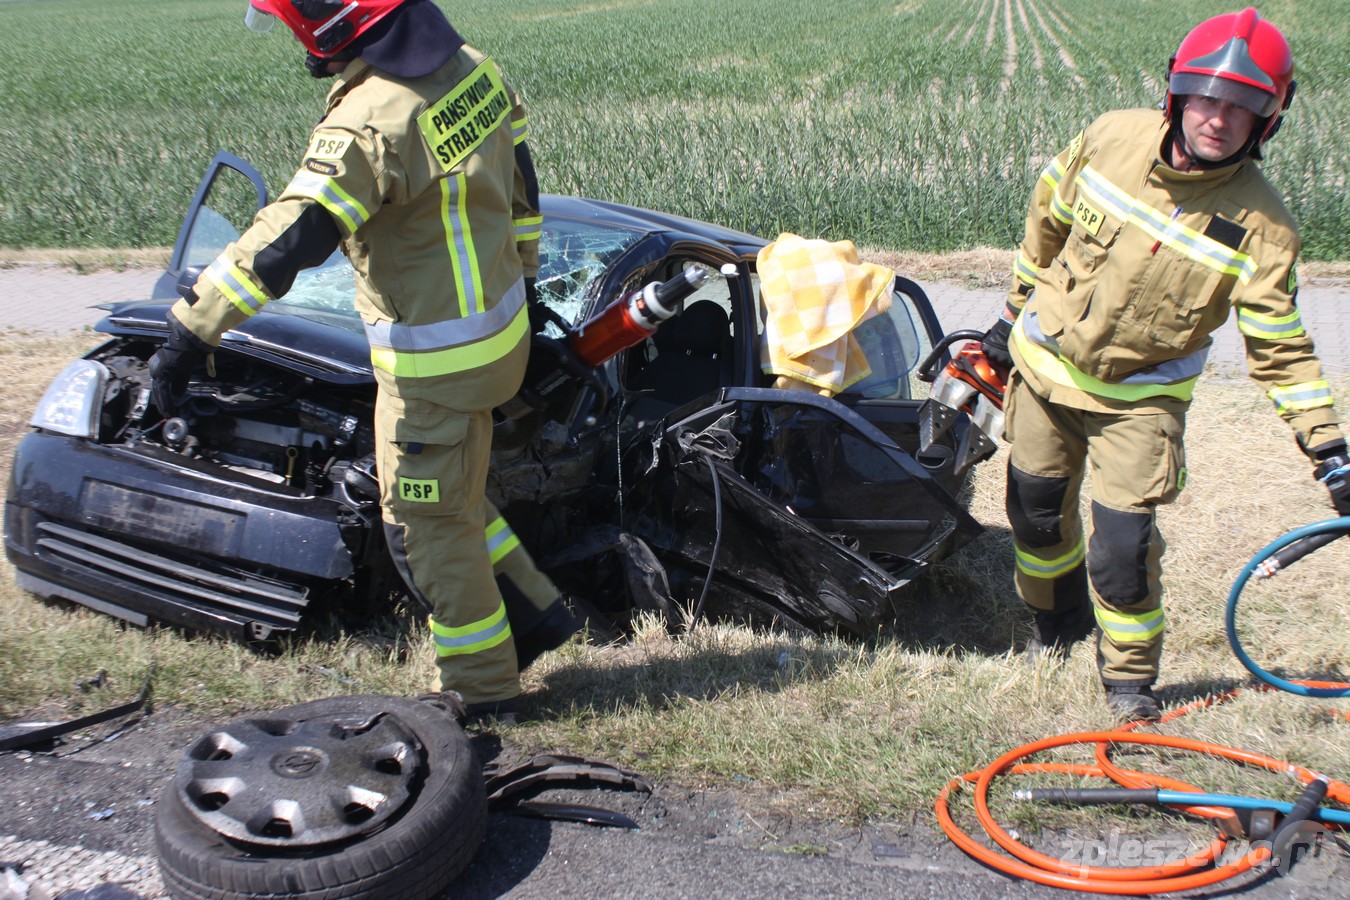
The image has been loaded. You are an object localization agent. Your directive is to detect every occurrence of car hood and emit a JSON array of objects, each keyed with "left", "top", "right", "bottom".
[{"left": 96, "top": 299, "right": 375, "bottom": 386}]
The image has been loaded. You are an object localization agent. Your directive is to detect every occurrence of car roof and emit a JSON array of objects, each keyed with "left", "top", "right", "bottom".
[{"left": 540, "top": 194, "right": 766, "bottom": 257}]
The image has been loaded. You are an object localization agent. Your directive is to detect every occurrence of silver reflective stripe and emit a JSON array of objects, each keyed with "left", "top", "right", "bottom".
[
  {"left": 433, "top": 614, "right": 510, "bottom": 650},
  {"left": 443, "top": 173, "right": 482, "bottom": 315},
  {"left": 1023, "top": 311, "right": 1209, "bottom": 385},
  {"left": 206, "top": 257, "right": 267, "bottom": 314},
  {"left": 365, "top": 276, "right": 526, "bottom": 352},
  {"left": 1077, "top": 167, "right": 1256, "bottom": 283},
  {"left": 286, "top": 171, "right": 370, "bottom": 233}
]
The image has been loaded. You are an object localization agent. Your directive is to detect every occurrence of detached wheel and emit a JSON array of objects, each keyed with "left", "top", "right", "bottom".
[{"left": 155, "top": 695, "right": 485, "bottom": 899}]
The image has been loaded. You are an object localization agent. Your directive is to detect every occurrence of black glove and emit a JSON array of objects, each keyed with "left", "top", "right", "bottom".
[
  {"left": 147, "top": 312, "right": 212, "bottom": 416},
  {"left": 982, "top": 317, "right": 1014, "bottom": 375},
  {"left": 1312, "top": 441, "right": 1350, "bottom": 516}
]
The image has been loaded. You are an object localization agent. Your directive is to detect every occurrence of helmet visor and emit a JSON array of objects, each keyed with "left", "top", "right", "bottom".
[
  {"left": 1170, "top": 72, "right": 1279, "bottom": 118},
  {"left": 244, "top": 4, "right": 276, "bottom": 33}
]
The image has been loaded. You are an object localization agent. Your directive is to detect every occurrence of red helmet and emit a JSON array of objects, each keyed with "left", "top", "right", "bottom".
[
  {"left": 245, "top": 0, "right": 404, "bottom": 57},
  {"left": 1166, "top": 8, "right": 1294, "bottom": 146}
]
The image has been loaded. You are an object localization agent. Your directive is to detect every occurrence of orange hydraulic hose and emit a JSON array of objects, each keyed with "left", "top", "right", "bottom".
[{"left": 935, "top": 691, "right": 1350, "bottom": 894}]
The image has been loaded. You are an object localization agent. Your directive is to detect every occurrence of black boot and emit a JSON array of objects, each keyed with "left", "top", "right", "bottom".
[
  {"left": 513, "top": 597, "right": 583, "bottom": 672},
  {"left": 1104, "top": 684, "right": 1161, "bottom": 722},
  {"left": 1026, "top": 604, "right": 1095, "bottom": 660}
]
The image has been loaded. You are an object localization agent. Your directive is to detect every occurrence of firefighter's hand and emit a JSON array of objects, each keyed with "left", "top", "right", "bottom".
[
  {"left": 147, "top": 312, "right": 211, "bottom": 416},
  {"left": 981, "top": 317, "right": 1014, "bottom": 376}
]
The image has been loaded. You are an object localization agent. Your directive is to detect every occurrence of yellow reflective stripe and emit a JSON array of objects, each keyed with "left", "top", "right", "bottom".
[
  {"left": 369, "top": 300, "right": 529, "bottom": 377},
  {"left": 1268, "top": 380, "right": 1334, "bottom": 413},
  {"left": 429, "top": 602, "right": 512, "bottom": 657},
  {"left": 1012, "top": 318, "right": 1197, "bottom": 402},
  {"left": 438, "top": 172, "right": 484, "bottom": 316},
  {"left": 485, "top": 516, "right": 521, "bottom": 565},
  {"left": 284, "top": 171, "right": 371, "bottom": 235},
  {"left": 1095, "top": 605, "right": 1165, "bottom": 642},
  {"left": 1077, "top": 166, "right": 1256, "bottom": 284},
  {"left": 1039, "top": 157, "right": 1066, "bottom": 190},
  {"left": 206, "top": 257, "right": 269, "bottom": 317},
  {"left": 1050, "top": 190, "right": 1074, "bottom": 225},
  {"left": 514, "top": 214, "right": 543, "bottom": 243},
  {"left": 1237, "top": 307, "right": 1305, "bottom": 340},
  {"left": 1014, "top": 252, "right": 1039, "bottom": 286},
  {"left": 511, "top": 114, "right": 528, "bottom": 145},
  {"left": 1015, "top": 538, "right": 1085, "bottom": 579}
]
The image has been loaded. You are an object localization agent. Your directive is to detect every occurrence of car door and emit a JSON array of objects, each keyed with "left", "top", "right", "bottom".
[{"left": 152, "top": 151, "right": 269, "bottom": 301}]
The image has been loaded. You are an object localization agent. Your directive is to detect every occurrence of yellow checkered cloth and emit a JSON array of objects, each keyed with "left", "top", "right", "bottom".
[{"left": 757, "top": 233, "right": 894, "bottom": 395}]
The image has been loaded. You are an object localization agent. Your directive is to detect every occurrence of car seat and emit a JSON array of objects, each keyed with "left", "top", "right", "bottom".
[{"left": 625, "top": 300, "right": 731, "bottom": 423}]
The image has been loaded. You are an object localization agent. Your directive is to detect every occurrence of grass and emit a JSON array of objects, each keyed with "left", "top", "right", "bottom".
[
  {"left": 3, "top": 0, "right": 1350, "bottom": 256},
  {"left": 2, "top": 328, "right": 1345, "bottom": 837}
]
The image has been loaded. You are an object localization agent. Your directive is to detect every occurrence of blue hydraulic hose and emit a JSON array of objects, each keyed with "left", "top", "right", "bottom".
[
  {"left": 1224, "top": 517, "right": 1350, "bottom": 698},
  {"left": 1155, "top": 790, "right": 1350, "bottom": 826}
]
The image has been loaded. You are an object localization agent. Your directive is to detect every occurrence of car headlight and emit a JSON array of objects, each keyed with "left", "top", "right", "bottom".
[{"left": 30, "top": 359, "right": 109, "bottom": 438}]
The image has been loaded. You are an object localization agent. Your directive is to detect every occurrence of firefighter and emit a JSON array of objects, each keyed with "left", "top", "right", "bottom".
[
  {"left": 148, "top": 0, "right": 581, "bottom": 720},
  {"left": 981, "top": 8, "right": 1349, "bottom": 721}
]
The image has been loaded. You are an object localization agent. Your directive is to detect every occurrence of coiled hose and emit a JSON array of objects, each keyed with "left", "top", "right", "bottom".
[
  {"left": 937, "top": 520, "right": 1349, "bottom": 892},
  {"left": 1226, "top": 516, "right": 1350, "bottom": 698}
]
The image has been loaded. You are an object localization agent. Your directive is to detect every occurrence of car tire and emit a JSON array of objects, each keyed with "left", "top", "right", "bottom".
[{"left": 154, "top": 694, "right": 485, "bottom": 899}]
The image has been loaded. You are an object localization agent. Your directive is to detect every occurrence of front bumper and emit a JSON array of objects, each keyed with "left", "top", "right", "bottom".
[{"left": 5, "top": 431, "right": 363, "bottom": 639}]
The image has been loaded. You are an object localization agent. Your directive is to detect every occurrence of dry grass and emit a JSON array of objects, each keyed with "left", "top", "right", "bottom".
[{"left": 0, "top": 330, "right": 1346, "bottom": 831}]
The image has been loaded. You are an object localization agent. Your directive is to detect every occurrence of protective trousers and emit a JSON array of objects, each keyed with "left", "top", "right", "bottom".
[
  {"left": 376, "top": 394, "right": 559, "bottom": 704},
  {"left": 1003, "top": 376, "right": 1186, "bottom": 686}
]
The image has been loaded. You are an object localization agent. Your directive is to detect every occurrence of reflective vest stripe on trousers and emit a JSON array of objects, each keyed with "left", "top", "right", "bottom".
[
  {"left": 485, "top": 515, "right": 521, "bottom": 565},
  {"left": 1095, "top": 605, "right": 1165, "bottom": 642},
  {"left": 1070, "top": 166, "right": 1258, "bottom": 284},
  {"left": 1238, "top": 307, "right": 1305, "bottom": 340},
  {"left": 365, "top": 276, "right": 529, "bottom": 377},
  {"left": 206, "top": 258, "right": 270, "bottom": 317},
  {"left": 1013, "top": 312, "right": 1206, "bottom": 402},
  {"left": 1269, "top": 380, "right": 1335, "bottom": 414},
  {"left": 1015, "top": 537, "right": 1085, "bottom": 579},
  {"left": 430, "top": 601, "right": 512, "bottom": 657}
]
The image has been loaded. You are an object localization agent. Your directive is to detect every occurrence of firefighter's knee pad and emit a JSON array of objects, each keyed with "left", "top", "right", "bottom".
[
  {"left": 1087, "top": 501, "right": 1154, "bottom": 606},
  {"left": 1007, "top": 462, "right": 1072, "bottom": 549}
]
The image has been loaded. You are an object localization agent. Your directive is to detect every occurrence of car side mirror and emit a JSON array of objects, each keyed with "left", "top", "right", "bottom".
[{"left": 177, "top": 266, "right": 205, "bottom": 302}]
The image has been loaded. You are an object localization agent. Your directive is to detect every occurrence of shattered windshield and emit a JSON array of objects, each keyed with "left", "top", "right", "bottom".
[{"left": 262, "top": 216, "right": 642, "bottom": 327}]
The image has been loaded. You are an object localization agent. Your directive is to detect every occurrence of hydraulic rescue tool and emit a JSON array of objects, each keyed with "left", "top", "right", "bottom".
[
  {"left": 492, "top": 267, "right": 710, "bottom": 449},
  {"left": 916, "top": 329, "right": 1007, "bottom": 477}
]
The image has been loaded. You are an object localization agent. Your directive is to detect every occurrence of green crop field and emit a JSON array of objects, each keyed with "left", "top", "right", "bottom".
[{"left": 2, "top": 0, "right": 1348, "bottom": 257}]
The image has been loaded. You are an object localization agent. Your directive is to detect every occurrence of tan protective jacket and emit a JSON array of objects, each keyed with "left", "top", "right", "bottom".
[
  {"left": 173, "top": 46, "right": 542, "bottom": 429},
  {"left": 1006, "top": 108, "right": 1342, "bottom": 452}
]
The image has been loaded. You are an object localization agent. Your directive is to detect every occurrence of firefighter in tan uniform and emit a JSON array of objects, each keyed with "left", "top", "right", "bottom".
[
  {"left": 979, "top": 8, "right": 1350, "bottom": 720},
  {"left": 149, "top": 0, "right": 581, "bottom": 720}
]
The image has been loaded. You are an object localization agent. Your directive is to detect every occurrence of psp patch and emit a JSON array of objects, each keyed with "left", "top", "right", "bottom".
[
  {"left": 306, "top": 132, "right": 353, "bottom": 160},
  {"left": 1073, "top": 197, "right": 1104, "bottom": 236},
  {"left": 399, "top": 478, "right": 441, "bottom": 503}
]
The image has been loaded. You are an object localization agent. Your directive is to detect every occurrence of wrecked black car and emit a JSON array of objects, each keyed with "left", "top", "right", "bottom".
[{"left": 4, "top": 151, "right": 986, "bottom": 643}]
